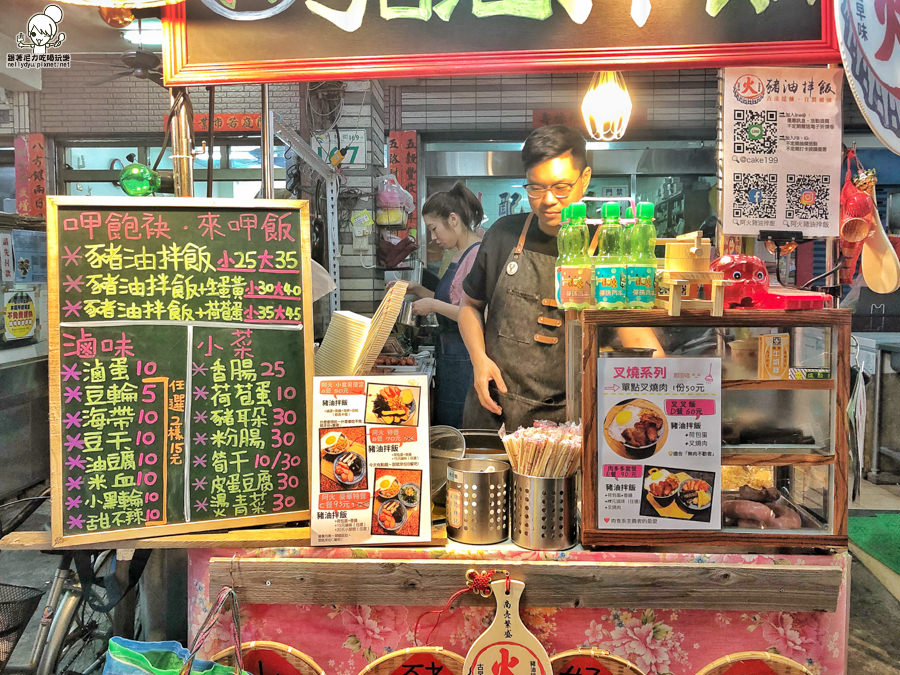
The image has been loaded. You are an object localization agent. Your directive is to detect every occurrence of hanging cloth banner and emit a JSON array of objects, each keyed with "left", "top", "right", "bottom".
[{"left": 836, "top": 0, "right": 900, "bottom": 156}]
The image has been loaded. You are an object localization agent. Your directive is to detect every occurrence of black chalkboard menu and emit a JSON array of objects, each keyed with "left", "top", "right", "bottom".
[{"left": 46, "top": 197, "right": 314, "bottom": 546}]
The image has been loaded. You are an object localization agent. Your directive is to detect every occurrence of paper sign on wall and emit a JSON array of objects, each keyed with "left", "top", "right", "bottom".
[
  {"left": 597, "top": 357, "right": 721, "bottom": 530},
  {"left": 723, "top": 67, "right": 842, "bottom": 237},
  {"left": 312, "top": 129, "right": 367, "bottom": 168},
  {"left": 312, "top": 375, "right": 431, "bottom": 545}
]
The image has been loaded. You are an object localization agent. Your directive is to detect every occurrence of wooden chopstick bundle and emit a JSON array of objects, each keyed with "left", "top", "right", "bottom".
[{"left": 500, "top": 421, "right": 582, "bottom": 477}]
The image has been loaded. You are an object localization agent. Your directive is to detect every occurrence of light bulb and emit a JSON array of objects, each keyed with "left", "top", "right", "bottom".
[{"left": 581, "top": 72, "right": 633, "bottom": 141}]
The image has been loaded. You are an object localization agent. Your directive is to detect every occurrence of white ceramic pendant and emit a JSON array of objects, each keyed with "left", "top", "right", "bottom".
[{"left": 463, "top": 579, "right": 551, "bottom": 675}]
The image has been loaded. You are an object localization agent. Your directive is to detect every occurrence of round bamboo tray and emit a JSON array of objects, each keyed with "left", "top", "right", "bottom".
[
  {"left": 551, "top": 647, "right": 646, "bottom": 675},
  {"left": 211, "top": 640, "right": 326, "bottom": 675},
  {"left": 694, "top": 651, "right": 813, "bottom": 675},
  {"left": 357, "top": 646, "right": 465, "bottom": 675}
]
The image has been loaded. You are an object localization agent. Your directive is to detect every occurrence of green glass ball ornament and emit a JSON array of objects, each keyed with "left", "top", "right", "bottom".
[{"left": 120, "top": 163, "right": 161, "bottom": 196}]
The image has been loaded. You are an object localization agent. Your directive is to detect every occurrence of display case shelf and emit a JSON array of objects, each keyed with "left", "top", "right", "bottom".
[
  {"left": 578, "top": 308, "right": 851, "bottom": 551},
  {"left": 722, "top": 450, "right": 834, "bottom": 467},
  {"left": 722, "top": 379, "right": 833, "bottom": 391}
]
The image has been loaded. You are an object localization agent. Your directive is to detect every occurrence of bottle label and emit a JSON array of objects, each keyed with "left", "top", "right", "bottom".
[
  {"left": 627, "top": 264, "right": 657, "bottom": 307},
  {"left": 557, "top": 265, "right": 593, "bottom": 308},
  {"left": 593, "top": 264, "right": 626, "bottom": 308}
]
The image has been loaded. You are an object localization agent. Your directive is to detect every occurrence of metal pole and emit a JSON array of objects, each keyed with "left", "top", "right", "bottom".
[
  {"left": 170, "top": 87, "right": 193, "bottom": 197},
  {"left": 261, "top": 84, "right": 275, "bottom": 199}
]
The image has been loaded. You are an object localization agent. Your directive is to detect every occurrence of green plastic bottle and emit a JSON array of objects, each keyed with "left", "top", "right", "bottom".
[
  {"left": 622, "top": 205, "right": 634, "bottom": 259},
  {"left": 556, "top": 203, "right": 593, "bottom": 309},
  {"left": 594, "top": 202, "right": 627, "bottom": 309},
  {"left": 555, "top": 205, "right": 571, "bottom": 306},
  {"left": 626, "top": 201, "right": 658, "bottom": 309}
]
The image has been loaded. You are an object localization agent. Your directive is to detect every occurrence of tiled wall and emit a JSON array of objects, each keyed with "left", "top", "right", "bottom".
[
  {"left": 334, "top": 80, "right": 387, "bottom": 316},
  {"left": 388, "top": 70, "right": 721, "bottom": 136},
  {"left": 388, "top": 69, "right": 869, "bottom": 137},
  {"left": 32, "top": 54, "right": 301, "bottom": 134}
]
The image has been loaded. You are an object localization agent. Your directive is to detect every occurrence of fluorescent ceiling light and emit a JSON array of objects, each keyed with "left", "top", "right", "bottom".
[{"left": 122, "top": 18, "right": 163, "bottom": 46}]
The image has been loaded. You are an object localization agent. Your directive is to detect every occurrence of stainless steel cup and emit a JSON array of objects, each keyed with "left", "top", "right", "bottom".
[
  {"left": 446, "top": 458, "right": 510, "bottom": 545},
  {"left": 511, "top": 471, "right": 577, "bottom": 550}
]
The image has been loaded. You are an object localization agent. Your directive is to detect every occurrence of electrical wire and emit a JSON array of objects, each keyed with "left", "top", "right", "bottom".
[
  {"left": 774, "top": 248, "right": 784, "bottom": 287},
  {"left": 153, "top": 88, "right": 194, "bottom": 172},
  {"left": 801, "top": 259, "right": 845, "bottom": 289},
  {"left": 305, "top": 81, "right": 345, "bottom": 134}
]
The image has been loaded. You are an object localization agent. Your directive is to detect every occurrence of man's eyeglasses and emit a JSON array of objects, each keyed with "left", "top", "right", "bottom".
[{"left": 521, "top": 175, "right": 584, "bottom": 199}]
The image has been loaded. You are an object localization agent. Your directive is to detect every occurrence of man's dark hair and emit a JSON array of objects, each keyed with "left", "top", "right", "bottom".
[{"left": 521, "top": 125, "right": 588, "bottom": 173}]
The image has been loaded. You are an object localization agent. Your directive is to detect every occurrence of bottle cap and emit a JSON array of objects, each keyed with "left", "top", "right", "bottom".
[
  {"left": 625, "top": 206, "right": 634, "bottom": 220},
  {"left": 560, "top": 205, "right": 569, "bottom": 223},
  {"left": 570, "top": 202, "right": 586, "bottom": 219},
  {"left": 602, "top": 202, "right": 620, "bottom": 220},
  {"left": 637, "top": 202, "right": 655, "bottom": 220}
]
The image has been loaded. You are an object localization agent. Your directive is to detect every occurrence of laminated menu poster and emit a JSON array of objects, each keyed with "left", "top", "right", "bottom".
[
  {"left": 47, "top": 197, "right": 314, "bottom": 546},
  {"left": 311, "top": 375, "right": 430, "bottom": 545},
  {"left": 597, "top": 357, "right": 721, "bottom": 530},
  {"left": 722, "top": 66, "right": 842, "bottom": 237}
]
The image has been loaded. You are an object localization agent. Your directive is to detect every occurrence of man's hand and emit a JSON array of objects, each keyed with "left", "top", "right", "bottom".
[{"left": 472, "top": 355, "right": 506, "bottom": 416}]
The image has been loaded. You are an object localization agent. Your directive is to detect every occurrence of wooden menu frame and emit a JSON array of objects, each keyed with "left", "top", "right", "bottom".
[
  {"left": 580, "top": 308, "right": 850, "bottom": 550},
  {"left": 47, "top": 197, "right": 315, "bottom": 547},
  {"left": 161, "top": 1, "right": 840, "bottom": 86}
]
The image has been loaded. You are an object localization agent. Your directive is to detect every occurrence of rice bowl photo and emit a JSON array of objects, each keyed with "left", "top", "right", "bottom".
[{"left": 603, "top": 398, "right": 668, "bottom": 460}]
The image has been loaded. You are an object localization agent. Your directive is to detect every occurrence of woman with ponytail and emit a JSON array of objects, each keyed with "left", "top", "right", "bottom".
[{"left": 405, "top": 182, "right": 484, "bottom": 427}]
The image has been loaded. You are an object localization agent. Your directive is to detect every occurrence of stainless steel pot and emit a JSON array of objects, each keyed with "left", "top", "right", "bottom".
[
  {"left": 398, "top": 299, "right": 417, "bottom": 327},
  {"left": 430, "top": 425, "right": 465, "bottom": 506},
  {"left": 398, "top": 300, "right": 439, "bottom": 328}
]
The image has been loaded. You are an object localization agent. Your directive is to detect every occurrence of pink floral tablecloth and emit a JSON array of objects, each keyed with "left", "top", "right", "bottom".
[{"left": 187, "top": 547, "right": 849, "bottom": 675}]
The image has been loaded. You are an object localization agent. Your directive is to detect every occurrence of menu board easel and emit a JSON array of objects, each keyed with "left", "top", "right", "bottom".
[{"left": 47, "top": 197, "right": 314, "bottom": 546}]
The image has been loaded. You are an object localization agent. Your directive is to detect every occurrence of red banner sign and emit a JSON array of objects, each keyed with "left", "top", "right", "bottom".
[
  {"left": 14, "top": 134, "right": 47, "bottom": 218},
  {"left": 388, "top": 131, "right": 418, "bottom": 238}
]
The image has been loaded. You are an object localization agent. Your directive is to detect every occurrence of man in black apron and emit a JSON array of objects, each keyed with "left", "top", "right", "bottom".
[{"left": 459, "top": 125, "right": 590, "bottom": 431}]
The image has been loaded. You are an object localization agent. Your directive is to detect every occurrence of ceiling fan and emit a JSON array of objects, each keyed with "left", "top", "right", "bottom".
[{"left": 87, "top": 49, "right": 164, "bottom": 87}]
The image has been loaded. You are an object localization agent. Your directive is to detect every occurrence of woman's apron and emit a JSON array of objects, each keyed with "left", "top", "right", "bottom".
[
  {"left": 462, "top": 213, "right": 566, "bottom": 430},
  {"left": 432, "top": 242, "right": 480, "bottom": 428}
]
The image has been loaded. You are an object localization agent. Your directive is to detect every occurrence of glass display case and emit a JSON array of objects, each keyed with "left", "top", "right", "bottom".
[{"left": 575, "top": 309, "right": 850, "bottom": 549}]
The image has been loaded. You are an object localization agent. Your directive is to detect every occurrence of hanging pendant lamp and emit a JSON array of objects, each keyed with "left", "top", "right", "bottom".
[{"left": 581, "top": 71, "right": 633, "bottom": 142}]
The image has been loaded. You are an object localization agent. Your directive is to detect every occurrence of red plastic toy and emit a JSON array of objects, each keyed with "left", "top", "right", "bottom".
[{"left": 709, "top": 254, "right": 831, "bottom": 310}]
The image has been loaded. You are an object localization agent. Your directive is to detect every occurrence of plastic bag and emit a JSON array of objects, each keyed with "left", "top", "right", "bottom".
[
  {"left": 376, "top": 174, "right": 415, "bottom": 212},
  {"left": 104, "top": 588, "right": 248, "bottom": 675}
]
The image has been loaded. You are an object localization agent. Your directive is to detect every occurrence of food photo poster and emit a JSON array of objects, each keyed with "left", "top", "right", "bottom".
[
  {"left": 597, "top": 358, "right": 722, "bottom": 530},
  {"left": 311, "top": 375, "right": 431, "bottom": 545}
]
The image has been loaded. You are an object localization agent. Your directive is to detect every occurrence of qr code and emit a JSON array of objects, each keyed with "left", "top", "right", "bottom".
[
  {"left": 785, "top": 174, "right": 830, "bottom": 220},
  {"left": 732, "top": 173, "right": 778, "bottom": 219},
  {"left": 733, "top": 109, "right": 778, "bottom": 154}
]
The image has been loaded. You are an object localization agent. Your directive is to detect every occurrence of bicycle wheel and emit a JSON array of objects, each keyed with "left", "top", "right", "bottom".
[{"left": 38, "top": 552, "right": 116, "bottom": 675}]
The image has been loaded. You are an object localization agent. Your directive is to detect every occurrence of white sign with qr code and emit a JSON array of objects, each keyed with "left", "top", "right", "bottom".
[{"left": 722, "top": 67, "right": 842, "bottom": 237}]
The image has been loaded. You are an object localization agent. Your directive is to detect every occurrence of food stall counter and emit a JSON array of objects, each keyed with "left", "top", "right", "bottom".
[{"left": 187, "top": 545, "right": 849, "bottom": 675}]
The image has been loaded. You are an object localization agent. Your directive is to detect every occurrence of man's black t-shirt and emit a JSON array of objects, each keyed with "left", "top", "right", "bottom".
[{"left": 463, "top": 213, "right": 559, "bottom": 303}]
